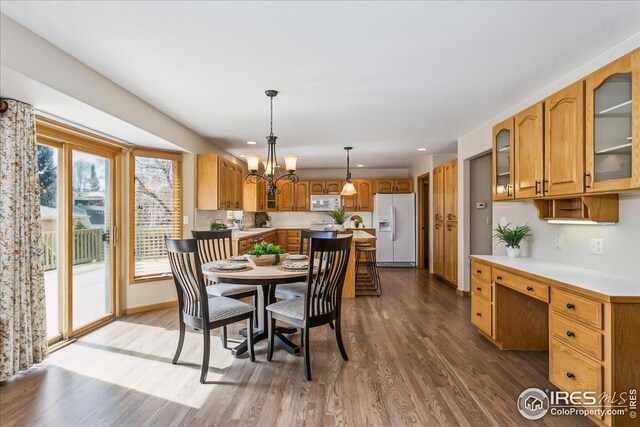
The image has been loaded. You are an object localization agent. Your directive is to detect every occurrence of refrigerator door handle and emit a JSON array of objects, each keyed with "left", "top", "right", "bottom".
[{"left": 391, "top": 206, "right": 396, "bottom": 241}]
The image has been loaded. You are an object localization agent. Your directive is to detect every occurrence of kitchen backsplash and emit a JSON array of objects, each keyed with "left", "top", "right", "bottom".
[{"left": 195, "top": 209, "right": 373, "bottom": 230}]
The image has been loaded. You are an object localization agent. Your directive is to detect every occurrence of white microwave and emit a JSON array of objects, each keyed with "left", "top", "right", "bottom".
[{"left": 310, "top": 195, "right": 341, "bottom": 212}]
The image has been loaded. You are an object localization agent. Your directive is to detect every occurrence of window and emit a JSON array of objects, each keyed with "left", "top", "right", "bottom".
[{"left": 130, "top": 150, "right": 182, "bottom": 282}]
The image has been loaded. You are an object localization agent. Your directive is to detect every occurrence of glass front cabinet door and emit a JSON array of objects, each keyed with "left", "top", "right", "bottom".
[
  {"left": 492, "top": 117, "right": 515, "bottom": 200},
  {"left": 585, "top": 49, "right": 640, "bottom": 192}
]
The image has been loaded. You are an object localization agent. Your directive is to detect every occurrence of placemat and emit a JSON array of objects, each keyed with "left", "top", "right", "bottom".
[{"left": 209, "top": 265, "right": 253, "bottom": 273}]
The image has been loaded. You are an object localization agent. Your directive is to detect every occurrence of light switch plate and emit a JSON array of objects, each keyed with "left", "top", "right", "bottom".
[
  {"left": 591, "top": 238, "right": 604, "bottom": 255},
  {"left": 183, "top": 215, "right": 189, "bottom": 225},
  {"left": 499, "top": 216, "right": 507, "bottom": 227}
]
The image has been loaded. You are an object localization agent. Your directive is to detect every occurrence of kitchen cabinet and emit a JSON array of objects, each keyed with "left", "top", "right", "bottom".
[
  {"left": 433, "top": 159, "right": 457, "bottom": 286},
  {"left": 243, "top": 180, "right": 266, "bottom": 212},
  {"left": 433, "top": 165, "right": 444, "bottom": 221},
  {"left": 492, "top": 117, "right": 515, "bottom": 200},
  {"left": 197, "top": 154, "right": 244, "bottom": 210},
  {"left": 544, "top": 81, "right": 585, "bottom": 196},
  {"left": 276, "top": 230, "right": 287, "bottom": 248},
  {"left": 341, "top": 179, "right": 373, "bottom": 211},
  {"left": 373, "top": 179, "right": 413, "bottom": 194},
  {"left": 310, "top": 181, "right": 341, "bottom": 195},
  {"left": 275, "top": 181, "right": 309, "bottom": 212},
  {"left": 444, "top": 221, "right": 457, "bottom": 285},
  {"left": 444, "top": 160, "right": 457, "bottom": 221},
  {"left": 585, "top": 49, "right": 640, "bottom": 193},
  {"left": 514, "top": 102, "right": 545, "bottom": 199},
  {"left": 294, "top": 181, "right": 310, "bottom": 211},
  {"left": 433, "top": 221, "right": 444, "bottom": 276}
]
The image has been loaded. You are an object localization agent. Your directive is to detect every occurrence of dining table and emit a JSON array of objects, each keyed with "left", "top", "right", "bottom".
[{"left": 202, "top": 259, "right": 313, "bottom": 357}]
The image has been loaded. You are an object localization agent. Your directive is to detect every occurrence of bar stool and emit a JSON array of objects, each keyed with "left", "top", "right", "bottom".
[{"left": 354, "top": 246, "right": 382, "bottom": 297}]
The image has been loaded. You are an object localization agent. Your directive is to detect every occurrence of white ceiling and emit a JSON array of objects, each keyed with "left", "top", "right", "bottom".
[{"left": 2, "top": 2, "right": 639, "bottom": 168}]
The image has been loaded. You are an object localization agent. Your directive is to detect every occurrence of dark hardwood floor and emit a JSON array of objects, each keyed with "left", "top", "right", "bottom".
[{"left": 1, "top": 269, "right": 592, "bottom": 426}]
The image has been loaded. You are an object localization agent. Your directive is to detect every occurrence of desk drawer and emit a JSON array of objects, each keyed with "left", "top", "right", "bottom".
[
  {"left": 492, "top": 269, "right": 549, "bottom": 303},
  {"left": 550, "top": 339, "right": 602, "bottom": 396},
  {"left": 551, "top": 312, "right": 602, "bottom": 361},
  {"left": 471, "top": 260, "right": 491, "bottom": 282},
  {"left": 551, "top": 289, "right": 602, "bottom": 329},
  {"left": 471, "top": 295, "right": 492, "bottom": 336},
  {"left": 471, "top": 276, "right": 492, "bottom": 302}
]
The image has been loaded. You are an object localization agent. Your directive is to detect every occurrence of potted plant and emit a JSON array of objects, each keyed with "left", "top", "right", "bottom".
[
  {"left": 327, "top": 207, "right": 352, "bottom": 230},
  {"left": 493, "top": 223, "right": 532, "bottom": 258},
  {"left": 246, "top": 242, "right": 287, "bottom": 266}
]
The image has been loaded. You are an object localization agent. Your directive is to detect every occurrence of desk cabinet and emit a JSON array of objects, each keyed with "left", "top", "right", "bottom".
[{"left": 469, "top": 257, "right": 640, "bottom": 427}]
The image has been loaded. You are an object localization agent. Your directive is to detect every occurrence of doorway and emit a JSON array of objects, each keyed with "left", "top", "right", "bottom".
[
  {"left": 37, "top": 117, "right": 122, "bottom": 344},
  {"left": 417, "top": 173, "right": 429, "bottom": 270},
  {"left": 470, "top": 153, "right": 492, "bottom": 255}
]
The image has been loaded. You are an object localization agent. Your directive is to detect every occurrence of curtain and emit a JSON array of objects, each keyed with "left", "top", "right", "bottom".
[{"left": 0, "top": 99, "right": 48, "bottom": 381}]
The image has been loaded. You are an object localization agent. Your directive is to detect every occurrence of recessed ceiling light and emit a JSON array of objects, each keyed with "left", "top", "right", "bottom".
[
  {"left": 357, "top": 164, "right": 364, "bottom": 167},
  {"left": 246, "top": 141, "right": 257, "bottom": 145},
  {"left": 240, "top": 155, "right": 246, "bottom": 158},
  {"left": 417, "top": 148, "right": 427, "bottom": 151}
]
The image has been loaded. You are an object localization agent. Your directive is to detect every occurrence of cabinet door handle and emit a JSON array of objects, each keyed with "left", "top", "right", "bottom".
[
  {"left": 476, "top": 287, "right": 482, "bottom": 291},
  {"left": 496, "top": 275, "right": 503, "bottom": 281},
  {"left": 566, "top": 331, "right": 575, "bottom": 337},
  {"left": 566, "top": 303, "right": 575, "bottom": 310},
  {"left": 566, "top": 372, "right": 575, "bottom": 379},
  {"left": 507, "top": 184, "right": 512, "bottom": 197},
  {"left": 526, "top": 286, "right": 534, "bottom": 292},
  {"left": 543, "top": 179, "right": 548, "bottom": 194},
  {"left": 535, "top": 180, "right": 541, "bottom": 194},
  {"left": 476, "top": 312, "right": 482, "bottom": 317},
  {"left": 584, "top": 173, "right": 591, "bottom": 190},
  {"left": 476, "top": 269, "right": 481, "bottom": 274}
]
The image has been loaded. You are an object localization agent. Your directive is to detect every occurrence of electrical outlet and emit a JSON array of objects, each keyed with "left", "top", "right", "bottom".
[
  {"left": 555, "top": 233, "right": 563, "bottom": 249},
  {"left": 591, "top": 238, "right": 604, "bottom": 255}
]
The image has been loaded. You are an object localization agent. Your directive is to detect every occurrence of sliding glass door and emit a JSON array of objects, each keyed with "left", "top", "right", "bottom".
[
  {"left": 71, "top": 149, "right": 116, "bottom": 332},
  {"left": 36, "top": 118, "right": 121, "bottom": 342}
]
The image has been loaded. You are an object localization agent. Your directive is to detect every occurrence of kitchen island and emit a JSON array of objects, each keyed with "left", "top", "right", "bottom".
[{"left": 218, "top": 227, "right": 377, "bottom": 298}]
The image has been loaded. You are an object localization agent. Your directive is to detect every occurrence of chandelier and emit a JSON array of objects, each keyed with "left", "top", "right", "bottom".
[{"left": 245, "top": 90, "right": 298, "bottom": 196}]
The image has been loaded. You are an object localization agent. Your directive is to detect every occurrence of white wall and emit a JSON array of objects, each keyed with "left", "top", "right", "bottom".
[
  {"left": 456, "top": 34, "right": 640, "bottom": 291},
  {"left": 410, "top": 154, "right": 457, "bottom": 272}
]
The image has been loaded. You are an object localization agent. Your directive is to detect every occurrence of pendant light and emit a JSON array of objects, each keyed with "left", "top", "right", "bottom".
[
  {"left": 340, "top": 147, "right": 357, "bottom": 196},
  {"left": 245, "top": 90, "right": 299, "bottom": 195}
]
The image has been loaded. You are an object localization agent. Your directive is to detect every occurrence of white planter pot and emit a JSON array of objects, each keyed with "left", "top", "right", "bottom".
[
  {"left": 334, "top": 224, "right": 344, "bottom": 230},
  {"left": 506, "top": 246, "right": 520, "bottom": 258}
]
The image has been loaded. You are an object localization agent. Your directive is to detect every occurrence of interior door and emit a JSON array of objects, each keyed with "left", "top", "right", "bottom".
[
  {"left": 392, "top": 194, "right": 416, "bottom": 263},
  {"left": 515, "top": 102, "right": 545, "bottom": 198},
  {"left": 444, "top": 160, "right": 458, "bottom": 221},
  {"left": 444, "top": 221, "right": 458, "bottom": 284},
  {"left": 545, "top": 81, "right": 585, "bottom": 196},
  {"left": 70, "top": 148, "right": 117, "bottom": 333},
  {"left": 433, "top": 221, "right": 444, "bottom": 275}
]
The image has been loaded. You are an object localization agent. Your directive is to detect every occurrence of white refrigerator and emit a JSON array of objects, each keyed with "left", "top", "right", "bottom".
[{"left": 373, "top": 193, "right": 416, "bottom": 267}]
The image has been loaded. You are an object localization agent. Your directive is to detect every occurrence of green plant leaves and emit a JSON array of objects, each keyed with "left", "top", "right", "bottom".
[
  {"left": 492, "top": 223, "right": 532, "bottom": 248},
  {"left": 246, "top": 241, "right": 285, "bottom": 256}
]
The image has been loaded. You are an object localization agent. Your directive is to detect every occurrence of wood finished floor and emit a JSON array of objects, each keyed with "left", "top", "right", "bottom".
[{"left": 1, "top": 269, "right": 592, "bottom": 427}]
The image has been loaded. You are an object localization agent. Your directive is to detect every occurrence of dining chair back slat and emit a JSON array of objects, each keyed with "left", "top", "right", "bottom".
[
  {"left": 166, "top": 238, "right": 209, "bottom": 322},
  {"left": 192, "top": 230, "right": 234, "bottom": 263},
  {"left": 305, "top": 236, "right": 352, "bottom": 320},
  {"left": 300, "top": 230, "right": 337, "bottom": 255}
]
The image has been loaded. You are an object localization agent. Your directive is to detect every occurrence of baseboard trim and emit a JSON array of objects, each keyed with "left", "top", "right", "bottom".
[
  {"left": 124, "top": 300, "right": 177, "bottom": 315},
  {"left": 456, "top": 289, "right": 470, "bottom": 297}
]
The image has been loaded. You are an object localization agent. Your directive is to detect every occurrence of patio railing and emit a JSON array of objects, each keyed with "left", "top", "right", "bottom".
[{"left": 43, "top": 228, "right": 104, "bottom": 271}]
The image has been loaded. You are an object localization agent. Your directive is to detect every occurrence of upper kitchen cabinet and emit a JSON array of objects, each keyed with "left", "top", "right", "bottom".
[
  {"left": 310, "top": 180, "right": 342, "bottom": 195},
  {"left": 341, "top": 179, "right": 373, "bottom": 211},
  {"left": 544, "top": 81, "right": 585, "bottom": 196},
  {"left": 277, "top": 180, "right": 295, "bottom": 211},
  {"left": 197, "top": 154, "right": 244, "bottom": 210},
  {"left": 492, "top": 117, "right": 515, "bottom": 200},
  {"left": 444, "top": 160, "right": 458, "bottom": 221},
  {"left": 294, "top": 181, "right": 310, "bottom": 211},
  {"left": 585, "top": 49, "right": 640, "bottom": 193},
  {"left": 243, "top": 180, "right": 266, "bottom": 212},
  {"left": 514, "top": 102, "right": 545, "bottom": 199},
  {"left": 373, "top": 178, "right": 413, "bottom": 194},
  {"left": 433, "top": 165, "right": 444, "bottom": 221}
]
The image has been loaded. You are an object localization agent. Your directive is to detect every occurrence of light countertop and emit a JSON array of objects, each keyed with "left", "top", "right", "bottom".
[
  {"left": 225, "top": 227, "right": 376, "bottom": 240},
  {"left": 470, "top": 255, "right": 640, "bottom": 300}
]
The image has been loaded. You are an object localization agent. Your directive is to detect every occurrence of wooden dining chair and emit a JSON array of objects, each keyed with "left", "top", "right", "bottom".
[
  {"left": 166, "top": 238, "right": 255, "bottom": 384},
  {"left": 192, "top": 230, "right": 258, "bottom": 337},
  {"left": 266, "top": 235, "right": 352, "bottom": 380},
  {"left": 274, "top": 230, "right": 337, "bottom": 300}
]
